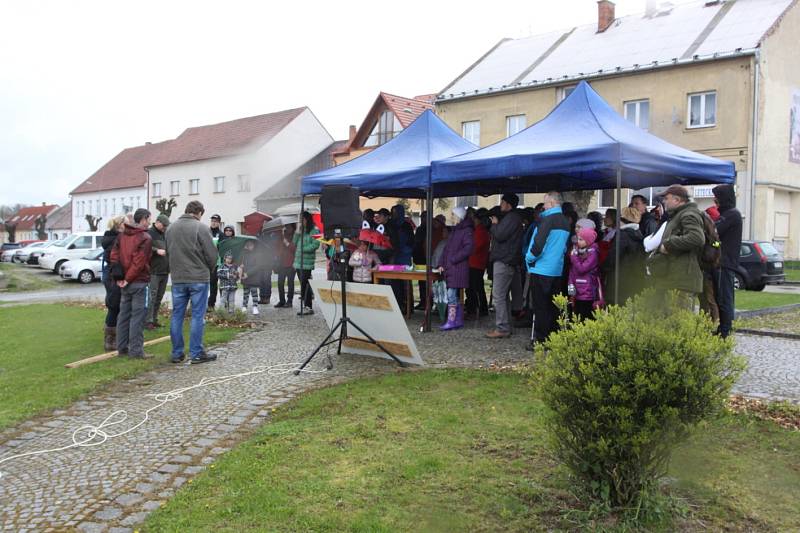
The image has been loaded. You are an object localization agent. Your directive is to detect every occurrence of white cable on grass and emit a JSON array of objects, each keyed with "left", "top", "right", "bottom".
[{"left": 0, "top": 361, "right": 326, "bottom": 480}]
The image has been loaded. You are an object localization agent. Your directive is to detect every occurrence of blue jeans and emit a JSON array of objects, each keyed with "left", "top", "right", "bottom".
[
  {"left": 170, "top": 283, "right": 209, "bottom": 360},
  {"left": 447, "top": 287, "right": 459, "bottom": 306}
]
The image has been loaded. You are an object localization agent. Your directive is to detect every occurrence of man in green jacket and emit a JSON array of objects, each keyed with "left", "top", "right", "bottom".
[
  {"left": 145, "top": 214, "right": 170, "bottom": 329},
  {"left": 653, "top": 184, "right": 705, "bottom": 307}
]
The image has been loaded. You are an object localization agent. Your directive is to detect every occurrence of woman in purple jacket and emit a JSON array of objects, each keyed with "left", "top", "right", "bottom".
[
  {"left": 439, "top": 207, "right": 474, "bottom": 331},
  {"left": 568, "top": 227, "right": 601, "bottom": 322}
]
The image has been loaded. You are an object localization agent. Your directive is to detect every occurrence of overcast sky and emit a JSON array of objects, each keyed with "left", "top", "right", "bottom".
[{"left": 0, "top": 0, "right": 695, "bottom": 207}]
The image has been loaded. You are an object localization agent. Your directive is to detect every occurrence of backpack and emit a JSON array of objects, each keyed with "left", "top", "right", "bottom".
[{"left": 699, "top": 212, "right": 721, "bottom": 270}]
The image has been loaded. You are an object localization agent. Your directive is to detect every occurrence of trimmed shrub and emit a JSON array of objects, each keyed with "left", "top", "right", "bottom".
[{"left": 537, "top": 290, "right": 745, "bottom": 507}]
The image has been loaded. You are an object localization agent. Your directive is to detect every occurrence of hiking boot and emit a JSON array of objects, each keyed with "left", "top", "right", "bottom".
[
  {"left": 104, "top": 326, "right": 116, "bottom": 352},
  {"left": 485, "top": 329, "right": 511, "bottom": 339},
  {"left": 171, "top": 354, "right": 186, "bottom": 363},
  {"left": 274, "top": 301, "right": 286, "bottom": 308},
  {"left": 190, "top": 353, "right": 217, "bottom": 365}
]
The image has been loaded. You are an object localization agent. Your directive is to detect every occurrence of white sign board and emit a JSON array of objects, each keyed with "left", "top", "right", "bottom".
[{"left": 309, "top": 280, "right": 424, "bottom": 366}]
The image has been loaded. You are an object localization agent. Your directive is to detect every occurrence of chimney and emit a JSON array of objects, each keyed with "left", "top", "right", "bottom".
[
  {"left": 145, "top": 141, "right": 152, "bottom": 145},
  {"left": 645, "top": 0, "right": 657, "bottom": 17},
  {"left": 42, "top": 202, "right": 46, "bottom": 206},
  {"left": 348, "top": 125, "right": 357, "bottom": 142},
  {"left": 597, "top": 0, "right": 616, "bottom": 32}
]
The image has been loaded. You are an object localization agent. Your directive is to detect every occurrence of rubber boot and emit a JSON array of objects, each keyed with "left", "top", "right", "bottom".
[
  {"left": 453, "top": 304, "right": 464, "bottom": 330},
  {"left": 104, "top": 326, "right": 116, "bottom": 352},
  {"left": 440, "top": 304, "right": 459, "bottom": 331}
]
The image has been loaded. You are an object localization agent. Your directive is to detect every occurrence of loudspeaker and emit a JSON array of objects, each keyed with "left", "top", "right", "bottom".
[{"left": 319, "top": 185, "right": 362, "bottom": 239}]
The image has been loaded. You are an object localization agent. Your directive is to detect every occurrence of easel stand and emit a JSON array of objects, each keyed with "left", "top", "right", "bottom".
[{"left": 294, "top": 235, "right": 406, "bottom": 375}]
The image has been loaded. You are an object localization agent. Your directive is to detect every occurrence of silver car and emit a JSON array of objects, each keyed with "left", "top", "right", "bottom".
[{"left": 59, "top": 249, "right": 103, "bottom": 284}]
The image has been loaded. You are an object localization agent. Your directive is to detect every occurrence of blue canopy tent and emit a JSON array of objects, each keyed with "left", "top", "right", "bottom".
[
  {"left": 300, "top": 109, "right": 477, "bottom": 328},
  {"left": 431, "top": 80, "right": 735, "bottom": 197},
  {"left": 431, "top": 80, "right": 736, "bottom": 306}
]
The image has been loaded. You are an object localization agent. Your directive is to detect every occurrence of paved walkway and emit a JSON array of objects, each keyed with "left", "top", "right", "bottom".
[{"left": 0, "top": 309, "right": 797, "bottom": 531}]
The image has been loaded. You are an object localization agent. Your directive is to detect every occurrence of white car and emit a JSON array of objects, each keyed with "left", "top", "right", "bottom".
[
  {"left": 12, "top": 241, "right": 49, "bottom": 263},
  {"left": 26, "top": 240, "right": 66, "bottom": 265},
  {"left": 60, "top": 249, "right": 103, "bottom": 284},
  {"left": 39, "top": 232, "right": 104, "bottom": 273}
]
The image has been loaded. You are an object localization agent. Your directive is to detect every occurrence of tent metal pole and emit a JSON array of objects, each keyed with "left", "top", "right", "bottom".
[
  {"left": 424, "top": 187, "right": 434, "bottom": 332},
  {"left": 299, "top": 194, "right": 306, "bottom": 317},
  {"left": 615, "top": 168, "right": 622, "bottom": 306}
]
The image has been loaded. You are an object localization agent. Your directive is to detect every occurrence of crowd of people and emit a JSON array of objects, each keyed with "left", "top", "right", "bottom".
[{"left": 98, "top": 183, "right": 743, "bottom": 363}]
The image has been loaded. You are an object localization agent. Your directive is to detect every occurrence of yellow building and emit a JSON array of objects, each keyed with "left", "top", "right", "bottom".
[{"left": 435, "top": 0, "right": 800, "bottom": 258}]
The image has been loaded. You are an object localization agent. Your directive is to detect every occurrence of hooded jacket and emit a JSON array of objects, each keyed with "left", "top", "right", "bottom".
[
  {"left": 525, "top": 206, "right": 570, "bottom": 277},
  {"left": 568, "top": 243, "right": 600, "bottom": 301},
  {"left": 110, "top": 223, "right": 152, "bottom": 284},
  {"left": 442, "top": 217, "right": 474, "bottom": 289},
  {"left": 712, "top": 185, "right": 742, "bottom": 270}
]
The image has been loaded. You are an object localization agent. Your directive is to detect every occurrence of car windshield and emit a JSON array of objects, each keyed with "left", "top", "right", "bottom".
[
  {"left": 50, "top": 240, "right": 66, "bottom": 247},
  {"left": 759, "top": 242, "right": 780, "bottom": 256}
]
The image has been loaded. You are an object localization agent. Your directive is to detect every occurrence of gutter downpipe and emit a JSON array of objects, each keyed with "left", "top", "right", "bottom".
[{"left": 749, "top": 50, "right": 760, "bottom": 240}]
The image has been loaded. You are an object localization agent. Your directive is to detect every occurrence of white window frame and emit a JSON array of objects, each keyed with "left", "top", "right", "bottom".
[
  {"left": 506, "top": 114, "right": 526, "bottom": 137},
  {"left": 170, "top": 180, "right": 180, "bottom": 196},
  {"left": 462, "top": 120, "right": 480, "bottom": 145},
  {"left": 624, "top": 99, "right": 650, "bottom": 131},
  {"left": 152, "top": 182, "right": 161, "bottom": 198},
  {"left": 189, "top": 179, "right": 200, "bottom": 195},
  {"left": 558, "top": 85, "right": 576, "bottom": 102},
  {"left": 687, "top": 91, "right": 716, "bottom": 129},
  {"left": 237, "top": 174, "right": 250, "bottom": 192},
  {"left": 112, "top": 198, "right": 116, "bottom": 214},
  {"left": 214, "top": 176, "right": 225, "bottom": 193},
  {"left": 597, "top": 189, "right": 627, "bottom": 209},
  {"left": 103, "top": 199, "right": 108, "bottom": 216}
]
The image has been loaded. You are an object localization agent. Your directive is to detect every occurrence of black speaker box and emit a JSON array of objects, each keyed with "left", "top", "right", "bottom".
[{"left": 319, "top": 185, "right": 362, "bottom": 239}]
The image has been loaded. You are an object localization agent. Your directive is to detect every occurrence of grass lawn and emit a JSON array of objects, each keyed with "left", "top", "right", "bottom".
[
  {"left": 737, "top": 309, "right": 800, "bottom": 334},
  {"left": 145, "top": 370, "right": 800, "bottom": 532},
  {"left": 0, "top": 263, "right": 62, "bottom": 292},
  {"left": 734, "top": 290, "right": 800, "bottom": 311},
  {"left": 0, "top": 304, "right": 238, "bottom": 431}
]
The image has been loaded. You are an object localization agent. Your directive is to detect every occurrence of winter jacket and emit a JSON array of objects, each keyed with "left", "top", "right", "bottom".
[
  {"left": 217, "top": 262, "right": 239, "bottom": 291},
  {"left": 525, "top": 206, "right": 570, "bottom": 277},
  {"left": 278, "top": 227, "right": 296, "bottom": 269},
  {"left": 349, "top": 249, "right": 381, "bottom": 283},
  {"left": 568, "top": 243, "right": 600, "bottom": 302},
  {"left": 713, "top": 185, "right": 742, "bottom": 271},
  {"left": 412, "top": 221, "right": 444, "bottom": 266},
  {"left": 148, "top": 225, "right": 169, "bottom": 275},
  {"left": 442, "top": 217, "right": 474, "bottom": 289},
  {"left": 240, "top": 244, "right": 269, "bottom": 287},
  {"left": 489, "top": 209, "right": 524, "bottom": 266},
  {"left": 293, "top": 228, "right": 320, "bottom": 270},
  {"left": 602, "top": 224, "right": 646, "bottom": 305},
  {"left": 110, "top": 223, "right": 152, "bottom": 284},
  {"left": 469, "top": 222, "right": 490, "bottom": 270},
  {"left": 102, "top": 229, "right": 119, "bottom": 267},
  {"left": 651, "top": 202, "right": 705, "bottom": 294},
  {"left": 165, "top": 214, "right": 219, "bottom": 284},
  {"left": 388, "top": 206, "right": 414, "bottom": 265},
  {"left": 639, "top": 211, "right": 658, "bottom": 238}
]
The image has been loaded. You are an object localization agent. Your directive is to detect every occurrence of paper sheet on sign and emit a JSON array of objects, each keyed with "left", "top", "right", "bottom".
[{"left": 309, "top": 280, "right": 424, "bottom": 366}]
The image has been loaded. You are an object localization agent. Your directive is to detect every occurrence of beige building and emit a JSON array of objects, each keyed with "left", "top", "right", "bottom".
[{"left": 435, "top": 0, "right": 800, "bottom": 258}]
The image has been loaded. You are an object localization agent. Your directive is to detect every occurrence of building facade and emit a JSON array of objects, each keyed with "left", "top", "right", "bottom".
[
  {"left": 435, "top": 0, "right": 800, "bottom": 257},
  {"left": 147, "top": 107, "right": 332, "bottom": 233},
  {"left": 45, "top": 201, "right": 72, "bottom": 240}
]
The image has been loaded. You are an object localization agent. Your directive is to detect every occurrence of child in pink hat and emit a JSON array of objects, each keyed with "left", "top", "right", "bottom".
[{"left": 568, "top": 227, "right": 601, "bottom": 321}]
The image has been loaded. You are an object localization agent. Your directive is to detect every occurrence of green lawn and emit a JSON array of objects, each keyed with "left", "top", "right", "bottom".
[
  {"left": 737, "top": 309, "right": 800, "bottom": 334},
  {"left": 0, "top": 304, "right": 238, "bottom": 431},
  {"left": 145, "top": 370, "right": 800, "bottom": 532},
  {"left": 0, "top": 263, "right": 62, "bottom": 292},
  {"left": 734, "top": 290, "right": 800, "bottom": 311}
]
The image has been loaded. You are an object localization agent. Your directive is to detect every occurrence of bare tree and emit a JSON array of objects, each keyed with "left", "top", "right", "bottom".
[
  {"left": 155, "top": 197, "right": 177, "bottom": 217},
  {"left": 562, "top": 191, "right": 595, "bottom": 216},
  {"left": 0, "top": 204, "right": 25, "bottom": 243},
  {"left": 35, "top": 215, "right": 47, "bottom": 240},
  {"left": 85, "top": 214, "right": 102, "bottom": 231}
]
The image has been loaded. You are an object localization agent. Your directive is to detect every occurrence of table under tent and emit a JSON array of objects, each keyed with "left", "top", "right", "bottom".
[{"left": 303, "top": 81, "right": 736, "bottom": 332}]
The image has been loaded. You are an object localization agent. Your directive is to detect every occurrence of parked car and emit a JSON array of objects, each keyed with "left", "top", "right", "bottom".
[
  {"left": 12, "top": 241, "right": 48, "bottom": 263},
  {"left": 27, "top": 240, "right": 66, "bottom": 265},
  {"left": 734, "top": 240, "right": 785, "bottom": 291},
  {"left": 1, "top": 240, "right": 39, "bottom": 262},
  {"left": 60, "top": 249, "right": 103, "bottom": 284},
  {"left": 39, "top": 232, "right": 104, "bottom": 273}
]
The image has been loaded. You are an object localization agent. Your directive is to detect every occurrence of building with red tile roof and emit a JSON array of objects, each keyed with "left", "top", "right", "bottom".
[{"left": 5, "top": 203, "right": 60, "bottom": 241}]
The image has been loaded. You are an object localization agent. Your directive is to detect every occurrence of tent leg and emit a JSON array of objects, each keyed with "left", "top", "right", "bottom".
[
  {"left": 299, "top": 194, "right": 306, "bottom": 318},
  {"left": 615, "top": 168, "right": 622, "bottom": 307},
  {"left": 424, "top": 188, "right": 434, "bottom": 333}
]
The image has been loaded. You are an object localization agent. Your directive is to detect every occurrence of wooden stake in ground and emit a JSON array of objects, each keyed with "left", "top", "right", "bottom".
[{"left": 65, "top": 336, "right": 171, "bottom": 368}]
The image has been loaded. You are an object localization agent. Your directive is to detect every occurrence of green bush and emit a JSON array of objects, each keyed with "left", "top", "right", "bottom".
[{"left": 537, "top": 290, "right": 745, "bottom": 508}]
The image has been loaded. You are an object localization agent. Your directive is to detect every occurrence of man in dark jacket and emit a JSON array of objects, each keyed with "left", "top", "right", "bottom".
[
  {"left": 525, "top": 192, "right": 571, "bottom": 347},
  {"left": 145, "top": 214, "right": 170, "bottom": 329},
  {"left": 208, "top": 213, "right": 225, "bottom": 310},
  {"left": 166, "top": 201, "right": 219, "bottom": 364},
  {"left": 486, "top": 193, "right": 524, "bottom": 338},
  {"left": 631, "top": 194, "right": 658, "bottom": 237},
  {"left": 110, "top": 208, "right": 153, "bottom": 358},
  {"left": 713, "top": 184, "right": 742, "bottom": 338}
]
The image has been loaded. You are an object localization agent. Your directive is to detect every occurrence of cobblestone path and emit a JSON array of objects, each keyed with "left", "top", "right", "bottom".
[{"left": 0, "top": 312, "right": 796, "bottom": 531}]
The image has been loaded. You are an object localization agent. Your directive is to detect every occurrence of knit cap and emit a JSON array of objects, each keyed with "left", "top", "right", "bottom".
[
  {"left": 452, "top": 206, "right": 467, "bottom": 221},
  {"left": 577, "top": 227, "right": 597, "bottom": 247},
  {"left": 575, "top": 217, "right": 596, "bottom": 231}
]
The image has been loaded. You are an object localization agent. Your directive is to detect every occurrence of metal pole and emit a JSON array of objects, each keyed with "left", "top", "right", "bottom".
[
  {"left": 424, "top": 187, "right": 434, "bottom": 332},
  {"left": 298, "top": 194, "right": 306, "bottom": 317},
  {"left": 615, "top": 168, "right": 622, "bottom": 306}
]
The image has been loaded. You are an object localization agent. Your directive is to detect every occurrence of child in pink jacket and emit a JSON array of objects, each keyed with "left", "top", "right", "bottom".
[{"left": 568, "top": 228, "right": 601, "bottom": 321}]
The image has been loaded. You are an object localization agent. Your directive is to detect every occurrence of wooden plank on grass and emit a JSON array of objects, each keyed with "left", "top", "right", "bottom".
[{"left": 65, "top": 335, "right": 171, "bottom": 368}]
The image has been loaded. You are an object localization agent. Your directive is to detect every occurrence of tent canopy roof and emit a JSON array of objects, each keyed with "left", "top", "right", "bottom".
[
  {"left": 430, "top": 81, "right": 735, "bottom": 197},
  {"left": 302, "top": 110, "right": 476, "bottom": 198}
]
